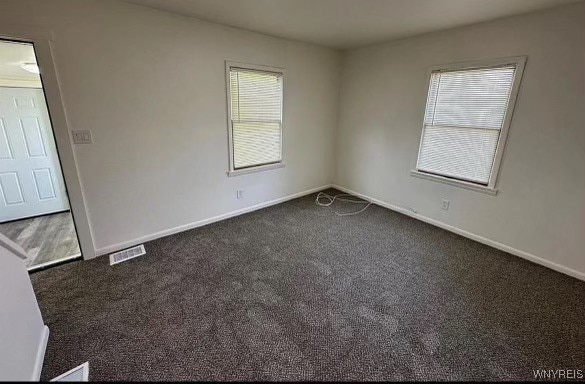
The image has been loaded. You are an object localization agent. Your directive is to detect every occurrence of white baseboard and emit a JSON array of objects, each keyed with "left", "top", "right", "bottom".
[
  {"left": 32, "top": 325, "right": 49, "bottom": 381},
  {"left": 93, "top": 181, "right": 584, "bottom": 281},
  {"left": 332, "top": 184, "right": 585, "bottom": 282},
  {"left": 95, "top": 184, "right": 332, "bottom": 257}
]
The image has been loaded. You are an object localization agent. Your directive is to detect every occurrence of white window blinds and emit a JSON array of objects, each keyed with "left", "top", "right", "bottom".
[
  {"left": 229, "top": 67, "right": 283, "bottom": 170},
  {"left": 417, "top": 65, "right": 517, "bottom": 185}
]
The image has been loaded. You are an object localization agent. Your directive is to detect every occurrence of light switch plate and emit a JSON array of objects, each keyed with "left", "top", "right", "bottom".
[{"left": 72, "top": 130, "right": 92, "bottom": 144}]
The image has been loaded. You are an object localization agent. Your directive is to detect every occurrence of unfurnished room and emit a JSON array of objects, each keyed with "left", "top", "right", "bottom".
[{"left": 0, "top": 0, "right": 584, "bottom": 381}]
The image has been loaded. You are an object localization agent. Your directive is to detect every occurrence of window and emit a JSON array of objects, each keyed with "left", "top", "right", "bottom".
[
  {"left": 413, "top": 57, "right": 526, "bottom": 193},
  {"left": 226, "top": 62, "right": 284, "bottom": 175}
]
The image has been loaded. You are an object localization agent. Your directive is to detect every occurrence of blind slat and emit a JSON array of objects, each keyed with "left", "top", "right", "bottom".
[
  {"left": 418, "top": 65, "right": 516, "bottom": 184},
  {"left": 229, "top": 67, "right": 283, "bottom": 169}
]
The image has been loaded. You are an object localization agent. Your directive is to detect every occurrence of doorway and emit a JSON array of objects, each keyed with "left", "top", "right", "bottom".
[{"left": 0, "top": 39, "right": 81, "bottom": 270}]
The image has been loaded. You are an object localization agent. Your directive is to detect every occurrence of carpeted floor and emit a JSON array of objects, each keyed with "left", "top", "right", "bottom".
[{"left": 31, "top": 189, "right": 585, "bottom": 381}]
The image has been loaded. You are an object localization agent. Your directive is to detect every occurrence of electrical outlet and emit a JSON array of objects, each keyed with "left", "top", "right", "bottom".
[
  {"left": 441, "top": 199, "right": 450, "bottom": 210},
  {"left": 236, "top": 190, "right": 244, "bottom": 199}
]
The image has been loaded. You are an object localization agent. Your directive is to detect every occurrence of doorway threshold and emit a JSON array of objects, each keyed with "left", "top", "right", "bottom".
[{"left": 28, "top": 253, "right": 82, "bottom": 273}]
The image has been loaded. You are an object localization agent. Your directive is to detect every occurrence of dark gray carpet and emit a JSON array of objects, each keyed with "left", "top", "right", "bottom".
[{"left": 31, "top": 189, "right": 585, "bottom": 381}]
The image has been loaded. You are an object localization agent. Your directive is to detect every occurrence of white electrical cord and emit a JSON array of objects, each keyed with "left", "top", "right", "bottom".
[{"left": 315, "top": 192, "right": 372, "bottom": 216}]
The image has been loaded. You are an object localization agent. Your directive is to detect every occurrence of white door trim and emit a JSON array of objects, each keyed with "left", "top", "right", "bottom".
[{"left": 0, "top": 24, "right": 95, "bottom": 259}]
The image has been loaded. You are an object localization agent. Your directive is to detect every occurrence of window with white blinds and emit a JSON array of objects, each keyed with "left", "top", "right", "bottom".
[
  {"left": 228, "top": 64, "right": 283, "bottom": 171},
  {"left": 416, "top": 59, "right": 524, "bottom": 187}
]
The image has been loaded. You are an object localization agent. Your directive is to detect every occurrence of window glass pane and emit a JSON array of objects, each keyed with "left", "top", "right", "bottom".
[
  {"left": 233, "top": 122, "right": 281, "bottom": 169},
  {"left": 229, "top": 67, "right": 283, "bottom": 170},
  {"left": 230, "top": 69, "right": 282, "bottom": 122},
  {"left": 424, "top": 67, "right": 515, "bottom": 130},
  {"left": 418, "top": 64, "right": 517, "bottom": 184},
  {"left": 418, "top": 125, "right": 499, "bottom": 184}
]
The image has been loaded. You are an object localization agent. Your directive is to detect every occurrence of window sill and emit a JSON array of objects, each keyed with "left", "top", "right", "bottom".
[
  {"left": 410, "top": 170, "right": 498, "bottom": 196},
  {"left": 227, "top": 162, "right": 285, "bottom": 177}
]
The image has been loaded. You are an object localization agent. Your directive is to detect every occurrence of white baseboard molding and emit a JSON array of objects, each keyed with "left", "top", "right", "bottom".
[
  {"left": 332, "top": 184, "right": 585, "bottom": 282},
  {"left": 95, "top": 184, "right": 332, "bottom": 257},
  {"left": 32, "top": 325, "right": 49, "bottom": 381}
]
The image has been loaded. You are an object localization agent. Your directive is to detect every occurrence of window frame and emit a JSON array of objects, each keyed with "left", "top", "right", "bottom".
[
  {"left": 411, "top": 56, "right": 527, "bottom": 195},
  {"left": 225, "top": 61, "right": 285, "bottom": 177}
]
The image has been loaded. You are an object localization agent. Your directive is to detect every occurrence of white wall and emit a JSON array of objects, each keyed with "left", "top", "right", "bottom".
[
  {"left": 0, "top": 0, "right": 341, "bottom": 253},
  {"left": 335, "top": 3, "right": 585, "bottom": 277},
  {"left": 0, "top": 40, "right": 42, "bottom": 88},
  {"left": 0, "top": 1, "right": 582, "bottom": 279},
  {"left": 0, "top": 234, "right": 48, "bottom": 380}
]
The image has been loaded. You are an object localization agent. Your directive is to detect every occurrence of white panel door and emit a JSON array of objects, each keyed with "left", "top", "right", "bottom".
[{"left": 0, "top": 87, "right": 69, "bottom": 222}]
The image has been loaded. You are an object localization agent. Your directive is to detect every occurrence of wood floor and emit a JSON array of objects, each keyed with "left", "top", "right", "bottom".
[{"left": 0, "top": 211, "right": 80, "bottom": 268}]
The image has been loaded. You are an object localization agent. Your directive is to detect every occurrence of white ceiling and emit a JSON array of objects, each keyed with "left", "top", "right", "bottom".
[
  {"left": 126, "top": 0, "right": 582, "bottom": 49},
  {"left": 0, "top": 40, "right": 39, "bottom": 80}
]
